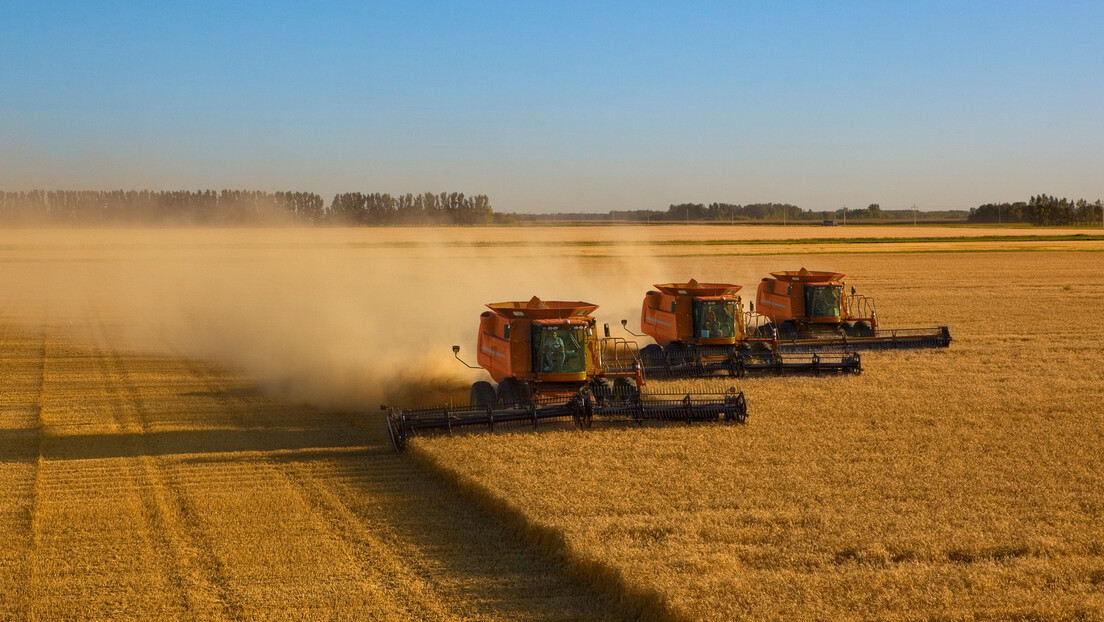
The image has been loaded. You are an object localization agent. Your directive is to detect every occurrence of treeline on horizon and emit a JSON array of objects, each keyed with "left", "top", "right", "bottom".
[
  {"left": 512, "top": 202, "right": 967, "bottom": 222},
  {"left": 2, "top": 189, "right": 1101, "bottom": 226},
  {"left": 0, "top": 190, "right": 499, "bottom": 225},
  {"left": 514, "top": 196, "right": 1104, "bottom": 226},
  {"left": 966, "top": 194, "right": 1104, "bottom": 226}
]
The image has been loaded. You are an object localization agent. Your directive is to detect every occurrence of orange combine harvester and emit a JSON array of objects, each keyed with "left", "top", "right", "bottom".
[
  {"left": 385, "top": 296, "right": 747, "bottom": 451},
  {"left": 751, "top": 268, "right": 952, "bottom": 350},
  {"left": 628, "top": 279, "right": 862, "bottom": 376}
]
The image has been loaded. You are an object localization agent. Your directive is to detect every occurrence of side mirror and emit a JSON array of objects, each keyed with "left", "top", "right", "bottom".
[
  {"left": 620, "top": 319, "right": 644, "bottom": 337},
  {"left": 851, "top": 286, "right": 856, "bottom": 296},
  {"left": 603, "top": 323, "right": 610, "bottom": 338},
  {"left": 452, "top": 345, "right": 480, "bottom": 369},
  {"left": 749, "top": 302, "right": 755, "bottom": 313}
]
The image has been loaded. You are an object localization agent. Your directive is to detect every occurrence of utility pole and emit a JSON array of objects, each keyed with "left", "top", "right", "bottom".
[
  {"left": 912, "top": 204, "right": 917, "bottom": 226},
  {"left": 843, "top": 205, "right": 847, "bottom": 226}
]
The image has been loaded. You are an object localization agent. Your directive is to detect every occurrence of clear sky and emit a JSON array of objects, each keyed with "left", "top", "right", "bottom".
[{"left": 2, "top": 1, "right": 1102, "bottom": 212}]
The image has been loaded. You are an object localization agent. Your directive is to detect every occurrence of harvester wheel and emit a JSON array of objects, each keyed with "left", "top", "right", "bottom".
[
  {"left": 589, "top": 378, "right": 613, "bottom": 403},
  {"left": 751, "top": 341, "right": 772, "bottom": 360},
  {"left": 470, "top": 381, "right": 496, "bottom": 408},
  {"left": 612, "top": 377, "right": 639, "bottom": 402},
  {"left": 778, "top": 321, "right": 798, "bottom": 340},
  {"left": 497, "top": 377, "right": 527, "bottom": 406},
  {"left": 854, "top": 321, "right": 874, "bottom": 337},
  {"left": 639, "top": 344, "right": 663, "bottom": 364},
  {"left": 664, "top": 342, "right": 686, "bottom": 366}
]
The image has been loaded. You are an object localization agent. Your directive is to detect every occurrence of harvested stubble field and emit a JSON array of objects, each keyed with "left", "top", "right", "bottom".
[
  {"left": 0, "top": 318, "right": 624, "bottom": 620},
  {"left": 1, "top": 226, "right": 1102, "bottom": 620}
]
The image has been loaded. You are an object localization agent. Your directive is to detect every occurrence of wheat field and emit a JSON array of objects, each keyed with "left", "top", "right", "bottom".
[
  {"left": 0, "top": 317, "right": 622, "bottom": 619},
  {"left": 415, "top": 251, "right": 1104, "bottom": 621},
  {"left": 1, "top": 227, "right": 1102, "bottom": 620}
]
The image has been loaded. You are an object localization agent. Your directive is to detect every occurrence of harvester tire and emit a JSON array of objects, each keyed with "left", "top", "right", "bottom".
[
  {"left": 470, "top": 381, "right": 496, "bottom": 408},
  {"left": 854, "top": 321, "right": 874, "bottom": 337},
  {"left": 664, "top": 342, "right": 686, "bottom": 366},
  {"left": 612, "top": 377, "right": 639, "bottom": 402},
  {"left": 751, "top": 341, "right": 772, "bottom": 360},
  {"left": 779, "top": 321, "right": 798, "bottom": 340},
  {"left": 497, "top": 377, "right": 526, "bottom": 406},
  {"left": 640, "top": 344, "right": 663, "bottom": 364},
  {"left": 589, "top": 378, "right": 613, "bottom": 403}
]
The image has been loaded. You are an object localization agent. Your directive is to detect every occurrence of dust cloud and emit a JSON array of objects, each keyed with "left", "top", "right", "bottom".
[{"left": 0, "top": 227, "right": 688, "bottom": 410}]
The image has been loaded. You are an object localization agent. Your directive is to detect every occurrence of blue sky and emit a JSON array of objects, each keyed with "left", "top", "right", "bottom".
[{"left": 2, "top": 1, "right": 1101, "bottom": 212}]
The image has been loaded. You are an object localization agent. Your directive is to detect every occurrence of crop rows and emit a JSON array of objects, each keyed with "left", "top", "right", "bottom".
[{"left": 0, "top": 313, "right": 620, "bottom": 620}]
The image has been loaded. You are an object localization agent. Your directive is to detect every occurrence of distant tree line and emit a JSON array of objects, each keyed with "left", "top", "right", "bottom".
[
  {"left": 967, "top": 194, "right": 1104, "bottom": 225},
  {"left": 328, "top": 192, "right": 496, "bottom": 225},
  {"left": 511, "top": 202, "right": 968, "bottom": 223},
  {"left": 662, "top": 202, "right": 969, "bottom": 222},
  {"left": 0, "top": 190, "right": 496, "bottom": 225}
]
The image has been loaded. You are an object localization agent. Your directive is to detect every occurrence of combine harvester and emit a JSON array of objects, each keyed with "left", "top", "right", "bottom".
[
  {"left": 751, "top": 268, "right": 952, "bottom": 351},
  {"left": 626, "top": 279, "right": 862, "bottom": 378},
  {"left": 385, "top": 296, "right": 747, "bottom": 451}
]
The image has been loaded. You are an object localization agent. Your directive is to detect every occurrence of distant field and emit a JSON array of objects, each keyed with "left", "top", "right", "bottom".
[
  {"left": 4, "top": 225, "right": 1103, "bottom": 262},
  {"left": 1, "top": 228, "right": 1101, "bottom": 620}
]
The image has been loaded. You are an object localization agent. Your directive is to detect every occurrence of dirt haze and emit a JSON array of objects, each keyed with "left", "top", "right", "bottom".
[
  {"left": 0, "top": 227, "right": 693, "bottom": 410},
  {"left": 7, "top": 224, "right": 1049, "bottom": 410}
]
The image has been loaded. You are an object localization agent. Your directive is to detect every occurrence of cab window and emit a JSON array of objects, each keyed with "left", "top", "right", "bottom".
[
  {"left": 805, "top": 285, "right": 842, "bottom": 318},
  {"left": 534, "top": 325, "right": 587, "bottom": 373},
  {"left": 692, "top": 300, "right": 737, "bottom": 339}
]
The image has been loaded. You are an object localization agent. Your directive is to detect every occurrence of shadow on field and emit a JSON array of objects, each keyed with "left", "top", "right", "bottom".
[
  {"left": 168, "top": 420, "right": 629, "bottom": 621},
  {"left": 180, "top": 387, "right": 262, "bottom": 399},
  {"left": 0, "top": 428, "right": 40, "bottom": 463},
  {"left": 1, "top": 426, "right": 363, "bottom": 462},
  {"left": 0, "top": 414, "right": 626, "bottom": 619}
]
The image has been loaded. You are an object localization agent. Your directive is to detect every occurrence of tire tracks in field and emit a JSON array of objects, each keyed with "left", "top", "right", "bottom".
[
  {"left": 177, "top": 353, "right": 626, "bottom": 621},
  {"left": 25, "top": 328, "right": 47, "bottom": 622},
  {"left": 0, "top": 314, "right": 45, "bottom": 620},
  {"left": 175, "top": 355, "right": 457, "bottom": 620},
  {"left": 87, "top": 314, "right": 245, "bottom": 620}
]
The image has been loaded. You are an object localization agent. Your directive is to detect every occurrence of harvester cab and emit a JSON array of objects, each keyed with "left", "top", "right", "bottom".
[
  {"left": 471, "top": 296, "right": 641, "bottom": 403},
  {"left": 755, "top": 269, "right": 870, "bottom": 337},
  {"left": 641, "top": 279, "right": 745, "bottom": 347},
  {"left": 384, "top": 295, "right": 749, "bottom": 451},
  {"left": 628, "top": 279, "right": 862, "bottom": 378},
  {"left": 754, "top": 268, "right": 951, "bottom": 351}
]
